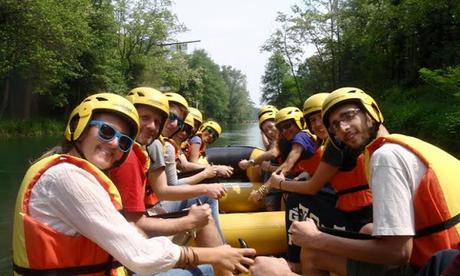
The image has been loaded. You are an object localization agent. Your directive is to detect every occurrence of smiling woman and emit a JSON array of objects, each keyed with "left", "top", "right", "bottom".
[{"left": 12, "top": 93, "right": 188, "bottom": 275}]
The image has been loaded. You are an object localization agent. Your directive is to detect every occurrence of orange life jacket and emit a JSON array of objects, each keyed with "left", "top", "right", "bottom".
[
  {"left": 365, "top": 134, "right": 460, "bottom": 268},
  {"left": 292, "top": 147, "right": 322, "bottom": 176},
  {"left": 13, "top": 154, "right": 126, "bottom": 275},
  {"left": 330, "top": 154, "right": 372, "bottom": 212}
]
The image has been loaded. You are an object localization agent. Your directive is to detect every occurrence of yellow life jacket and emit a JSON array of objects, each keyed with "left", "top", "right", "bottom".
[
  {"left": 13, "top": 154, "right": 126, "bottom": 275},
  {"left": 365, "top": 134, "right": 460, "bottom": 267}
]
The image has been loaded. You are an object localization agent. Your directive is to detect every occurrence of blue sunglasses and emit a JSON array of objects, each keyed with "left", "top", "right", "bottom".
[
  {"left": 168, "top": 112, "right": 185, "bottom": 130},
  {"left": 89, "top": 120, "right": 134, "bottom": 152}
]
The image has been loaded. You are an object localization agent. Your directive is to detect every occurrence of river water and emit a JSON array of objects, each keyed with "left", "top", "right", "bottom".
[{"left": 0, "top": 123, "right": 262, "bottom": 273}]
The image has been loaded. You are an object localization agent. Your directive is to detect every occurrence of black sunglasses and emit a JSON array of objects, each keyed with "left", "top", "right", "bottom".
[
  {"left": 168, "top": 112, "right": 185, "bottom": 130},
  {"left": 276, "top": 121, "right": 293, "bottom": 131},
  {"left": 89, "top": 120, "right": 134, "bottom": 152},
  {"left": 204, "top": 127, "right": 218, "bottom": 142}
]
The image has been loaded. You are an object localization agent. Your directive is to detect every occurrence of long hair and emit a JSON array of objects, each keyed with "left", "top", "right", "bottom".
[{"left": 33, "top": 140, "right": 74, "bottom": 164}]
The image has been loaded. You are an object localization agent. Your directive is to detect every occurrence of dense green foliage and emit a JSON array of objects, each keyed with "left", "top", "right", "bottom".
[
  {"left": 0, "top": 118, "right": 64, "bottom": 138},
  {"left": 0, "top": 0, "right": 253, "bottom": 128},
  {"left": 261, "top": 0, "right": 460, "bottom": 156}
]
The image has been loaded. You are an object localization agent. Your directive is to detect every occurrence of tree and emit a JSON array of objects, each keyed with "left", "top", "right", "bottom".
[
  {"left": 221, "top": 65, "right": 252, "bottom": 123},
  {"left": 0, "top": 0, "right": 94, "bottom": 119},
  {"left": 187, "top": 50, "right": 229, "bottom": 122},
  {"left": 261, "top": 51, "right": 298, "bottom": 107},
  {"left": 113, "top": 0, "right": 185, "bottom": 88}
]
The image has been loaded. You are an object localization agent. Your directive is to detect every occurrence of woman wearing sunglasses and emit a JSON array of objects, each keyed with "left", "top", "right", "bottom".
[
  {"left": 184, "top": 120, "right": 222, "bottom": 165},
  {"left": 180, "top": 111, "right": 234, "bottom": 178},
  {"left": 12, "top": 93, "right": 255, "bottom": 276},
  {"left": 168, "top": 114, "right": 224, "bottom": 186}
]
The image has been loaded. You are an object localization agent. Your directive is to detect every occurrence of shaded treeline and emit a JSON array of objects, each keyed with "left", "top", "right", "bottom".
[
  {"left": 260, "top": 0, "right": 460, "bottom": 156},
  {"left": 0, "top": 0, "right": 255, "bottom": 124}
]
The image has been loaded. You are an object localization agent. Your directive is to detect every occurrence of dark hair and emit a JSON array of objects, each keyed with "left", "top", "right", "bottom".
[{"left": 33, "top": 140, "right": 74, "bottom": 164}]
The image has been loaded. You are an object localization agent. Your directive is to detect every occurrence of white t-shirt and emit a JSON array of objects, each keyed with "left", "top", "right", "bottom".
[
  {"left": 28, "top": 162, "right": 180, "bottom": 274},
  {"left": 369, "top": 143, "right": 427, "bottom": 236}
]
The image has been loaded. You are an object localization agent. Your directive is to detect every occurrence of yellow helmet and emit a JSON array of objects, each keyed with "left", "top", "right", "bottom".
[
  {"left": 164, "top": 92, "right": 189, "bottom": 115},
  {"left": 303, "top": 93, "right": 329, "bottom": 118},
  {"left": 199, "top": 120, "right": 222, "bottom": 137},
  {"left": 322, "top": 87, "right": 384, "bottom": 130},
  {"left": 65, "top": 93, "right": 139, "bottom": 142},
  {"left": 259, "top": 110, "right": 277, "bottom": 127},
  {"left": 275, "top": 107, "right": 305, "bottom": 130},
  {"left": 126, "top": 87, "right": 169, "bottom": 118},
  {"left": 184, "top": 113, "right": 195, "bottom": 129},
  {"left": 188, "top": 107, "right": 203, "bottom": 124},
  {"left": 258, "top": 105, "right": 278, "bottom": 119}
]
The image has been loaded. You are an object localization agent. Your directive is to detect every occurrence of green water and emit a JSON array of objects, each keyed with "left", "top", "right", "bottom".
[{"left": 0, "top": 123, "right": 262, "bottom": 273}]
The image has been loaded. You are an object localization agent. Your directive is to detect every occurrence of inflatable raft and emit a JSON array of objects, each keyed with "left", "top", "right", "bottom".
[{"left": 205, "top": 146, "right": 287, "bottom": 255}]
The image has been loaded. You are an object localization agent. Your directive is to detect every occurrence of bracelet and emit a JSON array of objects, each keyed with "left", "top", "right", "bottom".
[
  {"left": 177, "top": 246, "right": 199, "bottom": 268},
  {"left": 248, "top": 159, "right": 255, "bottom": 166}
]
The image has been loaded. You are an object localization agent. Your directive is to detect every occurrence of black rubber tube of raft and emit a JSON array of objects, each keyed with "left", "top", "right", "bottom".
[{"left": 205, "top": 146, "right": 260, "bottom": 182}]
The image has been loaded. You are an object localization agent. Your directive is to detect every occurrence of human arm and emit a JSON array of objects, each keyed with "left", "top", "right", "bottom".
[
  {"left": 124, "top": 203, "right": 213, "bottom": 237},
  {"left": 177, "top": 152, "right": 207, "bottom": 172},
  {"left": 275, "top": 143, "right": 303, "bottom": 175},
  {"left": 288, "top": 143, "right": 426, "bottom": 266},
  {"left": 267, "top": 161, "right": 339, "bottom": 194},
  {"left": 189, "top": 143, "right": 202, "bottom": 163},
  {"left": 178, "top": 165, "right": 217, "bottom": 185},
  {"left": 30, "top": 164, "right": 181, "bottom": 274},
  {"left": 239, "top": 144, "right": 278, "bottom": 171},
  {"left": 250, "top": 256, "right": 299, "bottom": 276},
  {"left": 214, "top": 165, "right": 233, "bottom": 178},
  {"left": 149, "top": 167, "right": 227, "bottom": 201},
  {"left": 290, "top": 219, "right": 413, "bottom": 265},
  {"left": 187, "top": 245, "right": 256, "bottom": 273}
]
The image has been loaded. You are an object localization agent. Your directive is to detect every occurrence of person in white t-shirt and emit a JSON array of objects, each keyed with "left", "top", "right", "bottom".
[{"left": 250, "top": 87, "right": 459, "bottom": 276}]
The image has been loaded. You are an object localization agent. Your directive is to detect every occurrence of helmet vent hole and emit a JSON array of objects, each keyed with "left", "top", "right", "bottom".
[{"left": 95, "top": 97, "right": 108, "bottom": 102}]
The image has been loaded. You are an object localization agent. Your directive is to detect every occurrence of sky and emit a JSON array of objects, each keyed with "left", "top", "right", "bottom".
[{"left": 171, "top": 0, "right": 302, "bottom": 106}]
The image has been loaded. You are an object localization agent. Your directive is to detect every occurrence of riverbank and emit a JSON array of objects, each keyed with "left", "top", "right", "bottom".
[{"left": 0, "top": 119, "right": 64, "bottom": 139}]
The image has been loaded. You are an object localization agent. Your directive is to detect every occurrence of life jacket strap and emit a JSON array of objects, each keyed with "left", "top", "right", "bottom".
[
  {"left": 335, "top": 184, "right": 369, "bottom": 196},
  {"left": 415, "top": 213, "right": 460, "bottom": 238},
  {"left": 12, "top": 259, "right": 122, "bottom": 275}
]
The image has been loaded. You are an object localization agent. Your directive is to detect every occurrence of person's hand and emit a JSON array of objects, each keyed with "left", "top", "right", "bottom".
[
  {"left": 268, "top": 172, "right": 285, "bottom": 189},
  {"left": 290, "top": 219, "right": 322, "bottom": 248},
  {"left": 215, "top": 165, "right": 233, "bottom": 177},
  {"left": 203, "top": 166, "right": 217, "bottom": 179},
  {"left": 185, "top": 204, "right": 212, "bottom": 229},
  {"left": 293, "top": 171, "right": 310, "bottom": 181},
  {"left": 212, "top": 245, "right": 256, "bottom": 273},
  {"left": 250, "top": 256, "right": 294, "bottom": 276},
  {"left": 248, "top": 190, "right": 263, "bottom": 203},
  {"left": 204, "top": 183, "right": 227, "bottom": 199},
  {"left": 238, "top": 159, "right": 250, "bottom": 170},
  {"left": 260, "top": 161, "right": 270, "bottom": 171}
]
